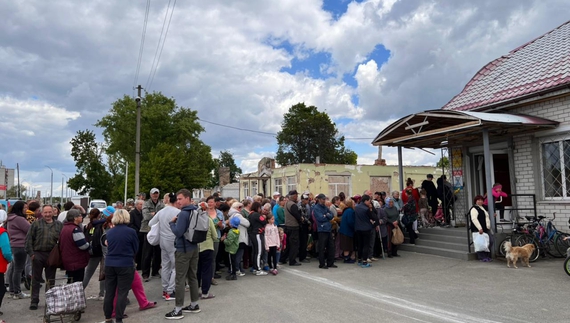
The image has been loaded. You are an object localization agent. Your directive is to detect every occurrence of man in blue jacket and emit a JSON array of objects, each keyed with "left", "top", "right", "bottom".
[
  {"left": 313, "top": 194, "right": 337, "bottom": 269},
  {"left": 165, "top": 189, "right": 201, "bottom": 320}
]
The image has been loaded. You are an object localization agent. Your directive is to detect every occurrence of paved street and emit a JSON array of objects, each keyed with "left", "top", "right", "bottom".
[{"left": 4, "top": 251, "right": 569, "bottom": 323}]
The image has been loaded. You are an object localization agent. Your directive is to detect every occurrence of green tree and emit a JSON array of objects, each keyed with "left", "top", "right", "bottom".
[
  {"left": 4, "top": 184, "right": 26, "bottom": 198},
  {"left": 436, "top": 156, "right": 450, "bottom": 170},
  {"left": 68, "top": 130, "right": 113, "bottom": 201},
  {"left": 276, "top": 103, "right": 357, "bottom": 166},
  {"left": 97, "top": 92, "right": 214, "bottom": 193},
  {"left": 208, "top": 150, "right": 243, "bottom": 188}
]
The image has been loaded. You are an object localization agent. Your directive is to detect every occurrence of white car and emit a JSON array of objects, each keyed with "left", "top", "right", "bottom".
[{"left": 89, "top": 199, "right": 107, "bottom": 213}]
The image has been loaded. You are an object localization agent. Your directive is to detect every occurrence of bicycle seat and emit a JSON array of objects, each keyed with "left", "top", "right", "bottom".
[
  {"left": 525, "top": 216, "right": 535, "bottom": 221},
  {"left": 537, "top": 215, "right": 546, "bottom": 220}
]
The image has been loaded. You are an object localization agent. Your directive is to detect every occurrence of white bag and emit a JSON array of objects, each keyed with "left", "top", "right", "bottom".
[
  {"left": 147, "top": 223, "right": 160, "bottom": 246},
  {"left": 472, "top": 232, "right": 490, "bottom": 252},
  {"left": 46, "top": 281, "right": 86, "bottom": 315}
]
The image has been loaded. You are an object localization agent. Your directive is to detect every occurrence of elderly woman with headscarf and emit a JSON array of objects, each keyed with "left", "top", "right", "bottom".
[{"left": 384, "top": 197, "right": 401, "bottom": 257}]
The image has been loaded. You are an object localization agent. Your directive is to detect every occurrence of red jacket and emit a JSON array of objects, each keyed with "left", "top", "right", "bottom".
[
  {"left": 59, "top": 222, "right": 90, "bottom": 271},
  {"left": 402, "top": 186, "right": 420, "bottom": 213},
  {"left": 0, "top": 228, "right": 9, "bottom": 273}
]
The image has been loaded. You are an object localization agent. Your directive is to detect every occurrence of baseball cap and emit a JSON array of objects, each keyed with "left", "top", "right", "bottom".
[
  {"left": 150, "top": 188, "right": 159, "bottom": 194},
  {"left": 102, "top": 206, "right": 115, "bottom": 218},
  {"left": 272, "top": 191, "right": 281, "bottom": 197},
  {"left": 288, "top": 190, "right": 299, "bottom": 196},
  {"left": 316, "top": 193, "right": 326, "bottom": 200},
  {"left": 68, "top": 209, "right": 82, "bottom": 218}
]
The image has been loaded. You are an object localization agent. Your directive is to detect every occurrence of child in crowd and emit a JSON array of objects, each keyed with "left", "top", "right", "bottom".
[
  {"left": 264, "top": 214, "right": 280, "bottom": 275},
  {"left": 418, "top": 189, "right": 431, "bottom": 228},
  {"left": 222, "top": 217, "right": 241, "bottom": 281}
]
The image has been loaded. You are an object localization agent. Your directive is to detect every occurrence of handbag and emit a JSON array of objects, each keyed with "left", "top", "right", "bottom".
[
  {"left": 391, "top": 226, "right": 404, "bottom": 245},
  {"left": 98, "top": 257, "right": 106, "bottom": 281},
  {"left": 147, "top": 222, "right": 160, "bottom": 246},
  {"left": 47, "top": 241, "right": 63, "bottom": 268}
]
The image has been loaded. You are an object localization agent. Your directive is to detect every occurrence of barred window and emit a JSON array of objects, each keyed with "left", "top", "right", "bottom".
[
  {"left": 274, "top": 178, "right": 282, "bottom": 195},
  {"left": 328, "top": 175, "right": 350, "bottom": 197},
  {"left": 541, "top": 139, "right": 570, "bottom": 199}
]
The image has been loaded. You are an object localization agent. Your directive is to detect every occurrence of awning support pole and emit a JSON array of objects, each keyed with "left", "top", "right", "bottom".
[
  {"left": 483, "top": 128, "right": 496, "bottom": 257},
  {"left": 398, "top": 146, "right": 404, "bottom": 191}
]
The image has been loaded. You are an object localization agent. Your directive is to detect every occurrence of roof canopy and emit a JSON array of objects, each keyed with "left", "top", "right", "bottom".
[{"left": 372, "top": 110, "right": 558, "bottom": 149}]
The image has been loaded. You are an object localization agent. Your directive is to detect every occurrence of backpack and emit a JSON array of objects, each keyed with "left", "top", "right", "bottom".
[
  {"left": 86, "top": 223, "right": 103, "bottom": 257},
  {"left": 183, "top": 209, "right": 210, "bottom": 244}
]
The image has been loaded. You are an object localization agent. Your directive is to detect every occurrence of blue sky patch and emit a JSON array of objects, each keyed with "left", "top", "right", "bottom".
[{"left": 322, "top": 0, "right": 366, "bottom": 20}]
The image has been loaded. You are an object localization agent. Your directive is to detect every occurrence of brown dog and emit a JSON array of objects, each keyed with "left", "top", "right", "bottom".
[{"left": 504, "top": 241, "right": 535, "bottom": 268}]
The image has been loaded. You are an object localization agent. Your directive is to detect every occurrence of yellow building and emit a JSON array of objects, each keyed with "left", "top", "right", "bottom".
[{"left": 239, "top": 158, "right": 440, "bottom": 199}]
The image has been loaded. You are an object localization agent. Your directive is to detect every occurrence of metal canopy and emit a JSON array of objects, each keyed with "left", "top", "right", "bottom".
[{"left": 371, "top": 110, "right": 559, "bottom": 148}]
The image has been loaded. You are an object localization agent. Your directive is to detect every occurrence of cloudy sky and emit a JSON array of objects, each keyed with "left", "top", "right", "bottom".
[{"left": 1, "top": 0, "right": 569, "bottom": 198}]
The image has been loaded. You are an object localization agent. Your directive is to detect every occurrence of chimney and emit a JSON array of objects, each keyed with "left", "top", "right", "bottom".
[
  {"left": 374, "top": 146, "right": 386, "bottom": 166},
  {"left": 219, "top": 167, "right": 230, "bottom": 187}
]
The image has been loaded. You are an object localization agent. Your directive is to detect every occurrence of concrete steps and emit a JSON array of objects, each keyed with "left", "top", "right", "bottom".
[{"left": 399, "top": 227, "right": 478, "bottom": 261}]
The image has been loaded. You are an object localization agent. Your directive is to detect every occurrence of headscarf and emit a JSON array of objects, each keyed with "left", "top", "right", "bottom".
[{"left": 384, "top": 197, "right": 393, "bottom": 206}]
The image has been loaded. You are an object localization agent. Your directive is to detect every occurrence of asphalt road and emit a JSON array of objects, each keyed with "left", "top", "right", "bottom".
[{"left": 4, "top": 251, "right": 570, "bottom": 323}]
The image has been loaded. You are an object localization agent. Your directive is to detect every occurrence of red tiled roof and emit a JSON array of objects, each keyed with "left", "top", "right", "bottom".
[{"left": 442, "top": 21, "right": 570, "bottom": 111}]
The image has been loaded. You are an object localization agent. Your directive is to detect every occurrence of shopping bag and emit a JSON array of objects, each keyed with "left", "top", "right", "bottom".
[
  {"left": 391, "top": 226, "right": 404, "bottom": 245},
  {"left": 147, "top": 222, "right": 160, "bottom": 246},
  {"left": 47, "top": 242, "right": 63, "bottom": 268},
  {"left": 472, "top": 232, "right": 490, "bottom": 252},
  {"left": 45, "top": 281, "right": 86, "bottom": 315}
]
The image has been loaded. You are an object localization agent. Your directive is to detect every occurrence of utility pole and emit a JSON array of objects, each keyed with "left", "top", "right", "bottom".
[
  {"left": 45, "top": 166, "right": 53, "bottom": 205},
  {"left": 135, "top": 85, "right": 142, "bottom": 197},
  {"left": 124, "top": 161, "right": 128, "bottom": 205}
]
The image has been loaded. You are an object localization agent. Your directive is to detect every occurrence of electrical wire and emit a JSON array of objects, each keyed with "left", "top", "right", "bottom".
[
  {"left": 147, "top": 0, "right": 177, "bottom": 91},
  {"left": 145, "top": 0, "right": 172, "bottom": 89},
  {"left": 133, "top": 0, "right": 151, "bottom": 92},
  {"left": 197, "top": 117, "right": 374, "bottom": 139}
]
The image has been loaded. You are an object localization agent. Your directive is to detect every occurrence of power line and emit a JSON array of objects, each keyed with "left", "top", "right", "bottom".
[
  {"left": 147, "top": 0, "right": 177, "bottom": 91},
  {"left": 197, "top": 117, "right": 374, "bottom": 140},
  {"left": 145, "top": 0, "right": 172, "bottom": 89},
  {"left": 133, "top": 0, "right": 151, "bottom": 92}
]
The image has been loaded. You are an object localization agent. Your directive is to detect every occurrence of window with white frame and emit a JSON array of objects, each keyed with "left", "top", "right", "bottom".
[
  {"left": 251, "top": 181, "right": 258, "bottom": 196},
  {"left": 287, "top": 176, "right": 296, "bottom": 193},
  {"left": 243, "top": 182, "right": 249, "bottom": 197},
  {"left": 274, "top": 178, "right": 283, "bottom": 195},
  {"left": 328, "top": 175, "right": 350, "bottom": 197},
  {"left": 541, "top": 138, "right": 570, "bottom": 199}
]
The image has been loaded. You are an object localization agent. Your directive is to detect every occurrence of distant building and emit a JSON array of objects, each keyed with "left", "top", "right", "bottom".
[
  {"left": 239, "top": 157, "right": 439, "bottom": 199},
  {"left": 0, "top": 164, "right": 15, "bottom": 197}
]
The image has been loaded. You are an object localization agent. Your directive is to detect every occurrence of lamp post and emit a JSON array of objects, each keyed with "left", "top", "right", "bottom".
[
  {"left": 45, "top": 166, "right": 53, "bottom": 205},
  {"left": 62, "top": 173, "right": 68, "bottom": 203}
]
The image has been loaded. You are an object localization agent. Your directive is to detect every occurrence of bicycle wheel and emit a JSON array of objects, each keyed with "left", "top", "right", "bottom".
[
  {"left": 555, "top": 233, "right": 570, "bottom": 257},
  {"left": 498, "top": 236, "right": 511, "bottom": 257},
  {"left": 514, "top": 234, "right": 540, "bottom": 262},
  {"left": 564, "top": 257, "right": 570, "bottom": 276},
  {"left": 547, "top": 234, "right": 564, "bottom": 258}
]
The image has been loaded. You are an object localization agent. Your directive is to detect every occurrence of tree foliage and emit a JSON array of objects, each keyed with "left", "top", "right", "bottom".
[
  {"left": 208, "top": 151, "right": 242, "bottom": 188},
  {"left": 3, "top": 184, "right": 26, "bottom": 199},
  {"left": 436, "top": 156, "right": 450, "bottom": 170},
  {"left": 68, "top": 130, "right": 113, "bottom": 201},
  {"left": 276, "top": 103, "right": 357, "bottom": 166},
  {"left": 96, "top": 92, "right": 214, "bottom": 195}
]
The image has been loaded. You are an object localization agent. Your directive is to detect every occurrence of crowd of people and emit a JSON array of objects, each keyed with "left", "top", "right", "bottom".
[{"left": 0, "top": 173, "right": 468, "bottom": 322}]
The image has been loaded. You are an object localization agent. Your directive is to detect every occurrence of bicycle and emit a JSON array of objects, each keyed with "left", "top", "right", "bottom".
[{"left": 515, "top": 213, "right": 569, "bottom": 260}]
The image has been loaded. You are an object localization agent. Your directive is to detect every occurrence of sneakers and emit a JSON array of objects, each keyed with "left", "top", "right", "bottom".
[
  {"left": 263, "top": 265, "right": 270, "bottom": 271},
  {"left": 344, "top": 258, "right": 356, "bottom": 264},
  {"left": 236, "top": 271, "right": 245, "bottom": 277},
  {"left": 211, "top": 279, "right": 218, "bottom": 286},
  {"left": 165, "top": 309, "right": 184, "bottom": 320},
  {"left": 270, "top": 269, "right": 278, "bottom": 275},
  {"left": 182, "top": 304, "right": 201, "bottom": 313},
  {"left": 163, "top": 291, "right": 175, "bottom": 301},
  {"left": 328, "top": 264, "right": 338, "bottom": 268},
  {"left": 13, "top": 292, "right": 30, "bottom": 299},
  {"left": 370, "top": 257, "right": 378, "bottom": 261},
  {"left": 29, "top": 303, "right": 38, "bottom": 310},
  {"left": 255, "top": 270, "right": 268, "bottom": 276},
  {"left": 360, "top": 263, "right": 371, "bottom": 268},
  {"left": 142, "top": 275, "right": 150, "bottom": 282},
  {"left": 366, "top": 258, "right": 372, "bottom": 263}
]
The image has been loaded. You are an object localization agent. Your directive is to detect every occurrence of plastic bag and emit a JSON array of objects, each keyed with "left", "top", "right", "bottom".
[
  {"left": 391, "top": 226, "right": 404, "bottom": 245},
  {"left": 147, "top": 223, "right": 160, "bottom": 246},
  {"left": 46, "top": 282, "right": 86, "bottom": 315},
  {"left": 472, "top": 232, "right": 489, "bottom": 252}
]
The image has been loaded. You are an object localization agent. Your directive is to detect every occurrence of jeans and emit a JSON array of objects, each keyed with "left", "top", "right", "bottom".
[
  {"left": 174, "top": 248, "right": 199, "bottom": 308},
  {"left": 283, "top": 227, "right": 299, "bottom": 265},
  {"left": 356, "top": 230, "right": 371, "bottom": 262},
  {"left": 197, "top": 250, "right": 213, "bottom": 295},
  {"left": 236, "top": 243, "right": 247, "bottom": 272},
  {"left": 103, "top": 266, "right": 134, "bottom": 321},
  {"left": 160, "top": 240, "right": 176, "bottom": 293},
  {"left": 31, "top": 251, "right": 57, "bottom": 305},
  {"left": 112, "top": 271, "right": 151, "bottom": 316},
  {"left": 83, "top": 256, "right": 104, "bottom": 297},
  {"left": 317, "top": 232, "right": 335, "bottom": 267},
  {"left": 228, "top": 253, "right": 238, "bottom": 275},
  {"left": 212, "top": 241, "right": 219, "bottom": 276},
  {"left": 298, "top": 225, "right": 309, "bottom": 261},
  {"left": 141, "top": 235, "right": 161, "bottom": 278},
  {"left": 9, "top": 247, "right": 26, "bottom": 294}
]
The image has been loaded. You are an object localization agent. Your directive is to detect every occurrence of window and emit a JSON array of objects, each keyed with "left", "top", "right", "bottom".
[
  {"left": 541, "top": 139, "right": 570, "bottom": 199},
  {"left": 287, "top": 176, "right": 296, "bottom": 193},
  {"left": 251, "top": 181, "right": 258, "bottom": 196},
  {"left": 274, "top": 178, "right": 282, "bottom": 195},
  {"left": 328, "top": 175, "right": 350, "bottom": 197},
  {"left": 243, "top": 182, "right": 249, "bottom": 197}
]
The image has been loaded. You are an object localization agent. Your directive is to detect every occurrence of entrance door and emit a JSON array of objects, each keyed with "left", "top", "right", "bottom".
[{"left": 474, "top": 153, "right": 512, "bottom": 208}]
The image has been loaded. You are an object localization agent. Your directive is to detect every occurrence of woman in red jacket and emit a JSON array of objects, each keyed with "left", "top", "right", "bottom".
[
  {"left": 401, "top": 178, "right": 420, "bottom": 233},
  {"left": 59, "top": 209, "right": 90, "bottom": 283}
]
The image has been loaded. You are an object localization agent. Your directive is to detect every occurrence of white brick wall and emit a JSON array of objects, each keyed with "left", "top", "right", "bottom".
[{"left": 510, "top": 94, "right": 570, "bottom": 229}]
